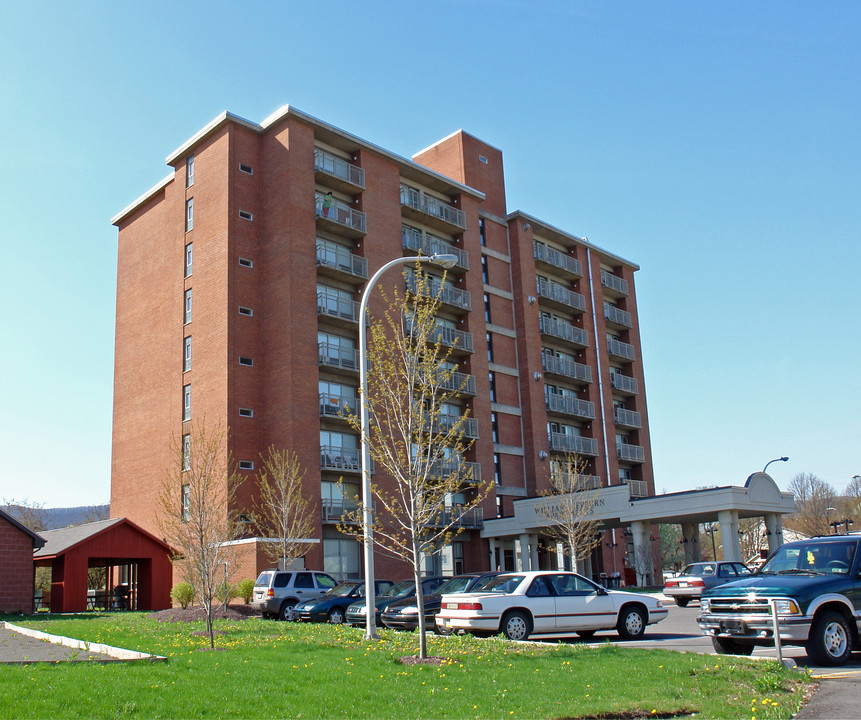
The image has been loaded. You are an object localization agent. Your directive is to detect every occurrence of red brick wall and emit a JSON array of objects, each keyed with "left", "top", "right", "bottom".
[{"left": 0, "top": 520, "right": 35, "bottom": 613}]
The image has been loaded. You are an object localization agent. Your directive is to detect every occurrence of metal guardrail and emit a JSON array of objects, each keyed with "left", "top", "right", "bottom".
[
  {"left": 317, "top": 289, "right": 360, "bottom": 323},
  {"left": 320, "top": 445, "right": 361, "bottom": 472},
  {"left": 545, "top": 391, "right": 595, "bottom": 419},
  {"left": 548, "top": 433, "right": 599, "bottom": 456},
  {"left": 402, "top": 226, "right": 469, "bottom": 270},
  {"left": 406, "top": 273, "right": 471, "bottom": 311},
  {"left": 319, "top": 392, "right": 358, "bottom": 418},
  {"left": 533, "top": 242, "right": 582, "bottom": 276},
  {"left": 536, "top": 277, "right": 586, "bottom": 311},
  {"left": 315, "top": 193, "right": 366, "bottom": 233},
  {"left": 539, "top": 316, "right": 589, "bottom": 347},
  {"left": 316, "top": 239, "right": 367, "bottom": 279},
  {"left": 314, "top": 149, "right": 365, "bottom": 188},
  {"left": 318, "top": 341, "right": 359, "bottom": 371},
  {"left": 542, "top": 354, "right": 592, "bottom": 383},
  {"left": 609, "top": 372, "right": 639, "bottom": 394},
  {"left": 607, "top": 337, "right": 636, "bottom": 361},
  {"left": 613, "top": 407, "right": 642, "bottom": 428},
  {"left": 617, "top": 443, "right": 645, "bottom": 463},
  {"left": 400, "top": 185, "right": 466, "bottom": 229},
  {"left": 604, "top": 304, "right": 632, "bottom": 328},
  {"left": 600, "top": 271, "right": 629, "bottom": 295}
]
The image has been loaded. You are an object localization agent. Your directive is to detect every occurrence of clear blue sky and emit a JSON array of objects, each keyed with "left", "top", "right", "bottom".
[{"left": 1, "top": 1, "right": 858, "bottom": 507}]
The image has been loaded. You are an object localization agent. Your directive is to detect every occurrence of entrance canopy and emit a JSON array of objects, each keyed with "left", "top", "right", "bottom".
[{"left": 34, "top": 518, "right": 173, "bottom": 613}]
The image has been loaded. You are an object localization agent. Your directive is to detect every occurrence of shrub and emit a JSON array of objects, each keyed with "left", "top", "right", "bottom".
[
  {"left": 170, "top": 582, "right": 195, "bottom": 609},
  {"left": 232, "top": 579, "right": 255, "bottom": 604}
]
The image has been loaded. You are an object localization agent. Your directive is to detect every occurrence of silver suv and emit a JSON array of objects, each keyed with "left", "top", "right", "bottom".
[{"left": 251, "top": 570, "right": 337, "bottom": 620}]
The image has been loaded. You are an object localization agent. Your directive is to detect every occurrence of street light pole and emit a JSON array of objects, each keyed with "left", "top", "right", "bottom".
[
  {"left": 358, "top": 253, "right": 457, "bottom": 640},
  {"left": 762, "top": 456, "right": 789, "bottom": 474}
]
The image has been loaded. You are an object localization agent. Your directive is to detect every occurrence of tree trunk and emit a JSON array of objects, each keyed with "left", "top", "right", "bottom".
[{"left": 413, "top": 538, "right": 427, "bottom": 659}]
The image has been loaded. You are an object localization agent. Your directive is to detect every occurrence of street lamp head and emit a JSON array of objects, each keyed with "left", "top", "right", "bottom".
[
  {"left": 430, "top": 253, "right": 458, "bottom": 269},
  {"left": 762, "top": 456, "right": 790, "bottom": 473}
]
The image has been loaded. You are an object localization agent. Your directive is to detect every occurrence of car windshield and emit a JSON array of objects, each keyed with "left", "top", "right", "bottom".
[
  {"left": 475, "top": 575, "right": 525, "bottom": 594},
  {"left": 680, "top": 563, "right": 715, "bottom": 577},
  {"left": 254, "top": 572, "right": 273, "bottom": 586},
  {"left": 384, "top": 580, "right": 415, "bottom": 597},
  {"left": 759, "top": 541, "right": 857, "bottom": 575},
  {"left": 326, "top": 582, "right": 360, "bottom": 597}
]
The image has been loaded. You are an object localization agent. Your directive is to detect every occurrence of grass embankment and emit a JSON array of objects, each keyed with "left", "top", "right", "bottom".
[{"left": 1, "top": 613, "right": 811, "bottom": 719}]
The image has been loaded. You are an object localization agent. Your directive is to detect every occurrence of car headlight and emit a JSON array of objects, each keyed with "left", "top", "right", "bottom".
[
  {"left": 700, "top": 599, "right": 710, "bottom": 613},
  {"left": 772, "top": 599, "right": 800, "bottom": 615}
]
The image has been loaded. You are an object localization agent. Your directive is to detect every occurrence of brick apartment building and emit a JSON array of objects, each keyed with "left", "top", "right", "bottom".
[{"left": 110, "top": 105, "right": 656, "bottom": 585}]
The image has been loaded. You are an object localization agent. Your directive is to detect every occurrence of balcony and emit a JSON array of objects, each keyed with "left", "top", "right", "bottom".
[
  {"left": 402, "top": 226, "right": 469, "bottom": 271},
  {"left": 406, "top": 273, "right": 472, "bottom": 312},
  {"left": 623, "top": 480, "right": 649, "bottom": 498},
  {"left": 319, "top": 392, "right": 358, "bottom": 420},
  {"left": 317, "top": 288, "right": 360, "bottom": 327},
  {"left": 607, "top": 337, "right": 635, "bottom": 361},
  {"left": 609, "top": 372, "right": 639, "bottom": 395},
  {"left": 539, "top": 316, "right": 589, "bottom": 348},
  {"left": 315, "top": 193, "right": 366, "bottom": 238},
  {"left": 321, "top": 498, "right": 370, "bottom": 524},
  {"left": 613, "top": 407, "right": 642, "bottom": 429},
  {"left": 552, "top": 472, "right": 602, "bottom": 492},
  {"left": 429, "top": 506, "right": 483, "bottom": 529},
  {"left": 316, "top": 239, "right": 367, "bottom": 282},
  {"left": 604, "top": 304, "right": 632, "bottom": 329},
  {"left": 536, "top": 277, "right": 586, "bottom": 312},
  {"left": 617, "top": 443, "right": 645, "bottom": 463},
  {"left": 427, "top": 458, "right": 482, "bottom": 484},
  {"left": 541, "top": 354, "right": 592, "bottom": 384},
  {"left": 534, "top": 242, "right": 582, "bottom": 277},
  {"left": 400, "top": 185, "right": 466, "bottom": 232},
  {"left": 314, "top": 149, "right": 365, "bottom": 192},
  {"left": 318, "top": 341, "right": 358, "bottom": 374},
  {"left": 406, "top": 317, "right": 474, "bottom": 354},
  {"left": 438, "top": 369, "right": 477, "bottom": 396},
  {"left": 320, "top": 445, "right": 361, "bottom": 473},
  {"left": 545, "top": 391, "right": 595, "bottom": 420},
  {"left": 600, "top": 271, "right": 629, "bottom": 297},
  {"left": 432, "top": 414, "right": 480, "bottom": 439},
  {"left": 548, "top": 433, "right": 599, "bottom": 456}
]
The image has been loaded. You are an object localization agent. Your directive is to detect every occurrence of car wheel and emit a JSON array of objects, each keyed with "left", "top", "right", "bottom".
[
  {"left": 616, "top": 605, "right": 646, "bottom": 640},
  {"left": 576, "top": 630, "right": 596, "bottom": 639},
  {"left": 806, "top": 610, "right": 852, "bottom": 666},
  {"left": 328, "top": 607, "right": 345, "bottom": 625},
  {"left": 278, "top": 600, "right": 297, "bottom": 622},
  {"left": 674, "top": 598, "right": 690, "bottom": 608},
  {"left": 500, "top": 610, "right": 532, "bottom": 641},
  {"left": 433, "top": 624, "right": 453, "bottom": 636},
  {"left": 711, "top": 636, "right": 754, "bottom": 655}
]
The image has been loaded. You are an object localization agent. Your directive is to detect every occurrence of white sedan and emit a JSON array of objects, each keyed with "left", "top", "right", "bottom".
[{"left": 435, "top": 571, "right": 668, "bottom": 641}]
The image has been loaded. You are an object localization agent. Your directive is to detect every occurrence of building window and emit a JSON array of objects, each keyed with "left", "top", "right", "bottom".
[
  {"left": 491, "top": 412, "right": 499, "bottom": 444},
  {"left": 484, "top": 293, "right": 492, "bottom": 323},
  {"left": 478, "top": 155, "right": 488, "bottom": 164},
  {"left": 182, "top": 384, "right": 191, "bottom": 421},
  {"left": 486, "top": 332, "right": 494, "bottom": 363},
  {"left": 183, "top": 336, "right": 191, "bottom": 372},
  {"left": 239, "top": 210, "right": 253, "bottom": 221},
  {"left": 239, "top": 356, "right": 253, "bottom": 367},
  {"left": 239, "top": 257, "right": 253, "bottom": 268},
  {"left": 481, "top": 255, "right": 489, "bottom": 284},
  {"left": 184, "top": 242, "right": 193, "bottom": 277},
  {"left": 323, "top": 535, "right": 361, "bottom": 580},
  {"left": 496, "top": 495, "right": 504, "bottom": 518},
  {"left": 479, "top": 218, "right": 486, "bottom": 246},
  {"left": 238, "top": 306, "right": 253, "bottom": 316},
  {"left": 239, "top": 408, "right": 254, "bottom": 418},
  {"left": 182, "top": 434, "right": 190, "bottom": 471},
  {"left": 185, "top": 198, "right": 193, "bottom": 232},
  {"left": 184, "top": 289, "right": 192, "bottom": 324},
  {"left": 239, "top": 460, "right": 254, "bottom": 470},
  {"left": 181, "top": 484, "right": 190, "bottom": 522},
  {"left": 488, "top": 371, "right": 497, "bottom": 403},
  {"left": 493, "top": 453, "right": 501, "bottom": 485},
  {"left": 239, "top": 163, "right": 253, "bottom": 175},
  {"left": 186, "top": 154, "right": 194, "bottom": 187}
]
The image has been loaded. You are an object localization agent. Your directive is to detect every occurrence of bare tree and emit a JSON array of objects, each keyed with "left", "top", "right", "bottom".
[
  {"left": 535, "top": 454, "right": 602, "bottom": 573},
  {"left": 157, "top": 420, "right": 240, "bottom": 649},
  {"left": 341, "top": 267, "right": 489, "bottom": 659},
  {"left": 2, "top": 498, "right": 48, "bottom": 532},
  {"left": 252, "top": 447, "right": 316, "bottom": 570},
  {"left": 785, "top": 472, "right": 837, "bottom": 537},
  {"left": 659, "top": 524, "right": 684, "bottom": 572},
  {"left": 738, "top": 517, "right": 768, "bottom": 564},
  {"left": 83, "top": 504, "right": 110, "bottom": 523}
]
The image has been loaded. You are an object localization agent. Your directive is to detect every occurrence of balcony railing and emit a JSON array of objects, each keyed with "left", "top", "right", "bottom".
[
  {"left": 438, "top": 370, "right": 477, "bottom": 396},
  {"left": 613, "top": 407, "right": 642, "bottom": 428},
  {"left": 321, "top": 498, "right": 377, "bottom": 523},
  {"left": 536, "top": 277, "right": 586, "bottom": 312},
  {"left": 617, "top": 443, "right": 645, "bottom": 463},
  {"left": 539, "top": 316, "right": 589, "bottom": 347},
  {"left": 319, "top": 392, "right": 358, "bottom": 419},
  {"left": 318, "top": 341, "right": 359, "bottom": 372},
  {"left": 545, "top": 391, "right": 595, "bottom": 420},
  {"left": 314, "top": 149, "right": 365, "bottom": 189},
  {"left": 548, "top": 433, "right": 599, "bottom": 456},
  {"left": 541, "top": 354, "right": 592, "bottom": 383},
  {"left": 402, "top": 226, "right": 469, "bottom": 270},
  {"left": 604, "top": 304, "right": 632, "bottom": 328},
  {"left": 406, "top": 273, "right": 472, "bottom": 311},
  {"left": 406, "top": 317, "right": 473, "bottom": 353},
  {"left": 432, "top": 414, "right": 480, "bottom": 439},
  {"left": 533, "top": 242, "right": 582, "bottom": 276},
  {"left": 552, "top": 472, "right": 602, "bottom": 491},
  {"left": 317, "top": 289, "right": 360, "bottom": 323},
  {"left": 623, "top": 480, "right": 648, "bottom": 498},
  {"left": 428, "top": 458, "right": 482, "bottom": 484},
  {"left": 400, "top": 185, "right": 466, "bottom": 230},
  {"left": 600, "top": 271, "right": 629, "bottom": 296},
  {"left": 429, "top": 506, "right": 483, "bottom": 529},
  {"left": 316, "top": 239, "right": 367, "bottom": 280},
  {"left": 607, "top": 337, "right": 635, "bottom": 361},
  {"left": 320, "top": 445, "right": 361, "bottom": 472},
  {"left": 315, "top": 193, "right": 366, "bottom": 235},
  {"left": 609, "top": 372, "right": 639, "bottom": 395}
]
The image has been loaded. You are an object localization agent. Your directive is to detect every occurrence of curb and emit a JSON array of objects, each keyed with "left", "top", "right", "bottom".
[{"left": 3, "top": 621, "right": 167, "bottom": 662}]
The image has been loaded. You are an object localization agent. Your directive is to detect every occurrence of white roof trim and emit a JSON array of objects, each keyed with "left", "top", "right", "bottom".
[
  {"left": 165, "top": 111, "right": 259, "bottom": 165},
  {"left": 111, "top": 174, "right": 174, "bottom": 226},
  {"left": 412, "top": 128, "right": 504, "bottom": 159}
]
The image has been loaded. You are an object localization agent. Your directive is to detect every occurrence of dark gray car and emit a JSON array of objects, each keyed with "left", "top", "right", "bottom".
[{"left": 663, "top": 561, "right": 751, "bottom": 606}]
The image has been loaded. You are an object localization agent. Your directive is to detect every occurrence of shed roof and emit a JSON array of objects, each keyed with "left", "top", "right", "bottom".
[
  {"left": 34, "top": 518, "right": 170, "bottom": 559},
  {"left": 0, "top": 508, "right": 46, "bottom": 549}
]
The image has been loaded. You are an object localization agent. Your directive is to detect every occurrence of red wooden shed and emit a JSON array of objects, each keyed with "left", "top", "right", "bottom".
[
  {"left": 33, "top": 518, "right": 173, "bottom": 613},
  {"left": 0, "top": 508, "right": 45, "bottom": 613}
]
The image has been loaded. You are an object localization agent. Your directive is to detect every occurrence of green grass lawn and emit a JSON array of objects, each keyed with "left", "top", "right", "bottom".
[{"left": 1, "top": 613, "right": 812, "bottom": 719}]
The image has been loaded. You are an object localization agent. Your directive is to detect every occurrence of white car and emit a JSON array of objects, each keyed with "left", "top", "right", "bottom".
[{"left": 435, "top": 571, "right": 668, "bottom": 641}]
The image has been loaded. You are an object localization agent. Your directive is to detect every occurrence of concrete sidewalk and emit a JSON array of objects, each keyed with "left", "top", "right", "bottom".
[{"left": 0, "top": 625, "right": 117, "bottom": 663}]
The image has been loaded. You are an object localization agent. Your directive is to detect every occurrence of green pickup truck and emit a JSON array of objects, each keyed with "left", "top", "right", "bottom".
[{"left": 697, "top": 535, "right": 861, "bottom": 665}]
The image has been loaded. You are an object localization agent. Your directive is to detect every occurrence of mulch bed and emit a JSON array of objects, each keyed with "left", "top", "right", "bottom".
[
  {"left": 149, "top": 604, "right": 260, "bottom": 623},
  {"left": 398, "top": 655, "right": 448, "bottom": 666}
]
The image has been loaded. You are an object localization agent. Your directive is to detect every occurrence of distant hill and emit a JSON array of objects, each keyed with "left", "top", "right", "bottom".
[{"left": 43, "top": 505, "right": 110, "bottom": 530}]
